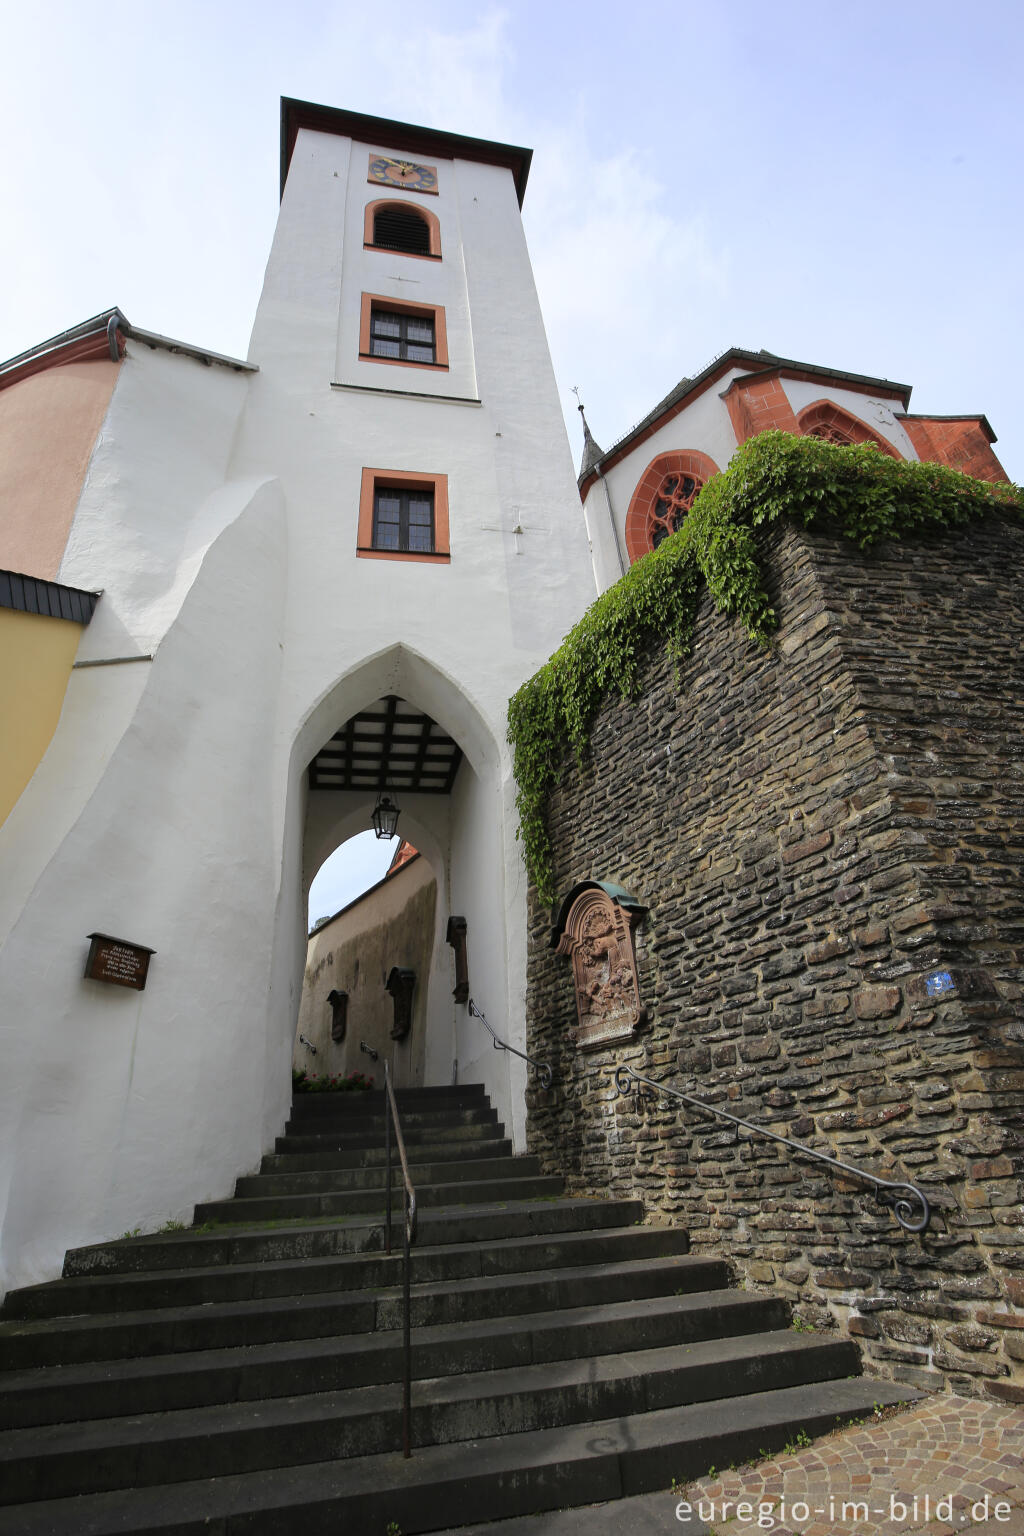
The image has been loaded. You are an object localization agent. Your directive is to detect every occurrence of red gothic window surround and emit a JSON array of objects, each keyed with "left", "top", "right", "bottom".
[
  {"left": 797, "top": 400, "right": 902, "bottom": 459},
  {"left": 648, "top": 471, "right": 703, "bottom": 548},
  {"left": 624, "top": 450, "right": 721, "bottom": 564}
]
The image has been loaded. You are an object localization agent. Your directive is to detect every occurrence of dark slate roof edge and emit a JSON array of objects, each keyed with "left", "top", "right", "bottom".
[
  {"left": 281, "top": 97, "right": 533, "bottom": 206},
  {"left": 0, "top": 309, "right": 255, "bottom": 381},
  {"left": 0, "top": 309, "right": 126, "bottom": 380},
  {"left": 897, "top": 411, "right": 997, "bottom": 442},
  {"left": 582, "top": 348, "right": 914, "bottom": 489},
  {"left": 0, "top": 570, "right": 101, "bottom": 624}
]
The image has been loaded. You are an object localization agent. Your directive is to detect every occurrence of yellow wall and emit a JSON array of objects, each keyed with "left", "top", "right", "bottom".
[{"left": 0, "top": 607, "right": 83, "bottom": 825}]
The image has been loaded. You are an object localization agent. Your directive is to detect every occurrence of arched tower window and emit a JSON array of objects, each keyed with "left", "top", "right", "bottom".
[
  {"left": 364, "top": 199, "right": 441, "bottom": 258},
  {"left": 373, "top": 205, "right": 429, "bottom": 253},
  {"left": 624, "top": 450, "right": 721, "bottom": 564}
]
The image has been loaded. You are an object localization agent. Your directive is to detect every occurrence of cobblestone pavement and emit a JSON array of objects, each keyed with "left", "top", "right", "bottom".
[{"left": 677, "top": 1396, "right": 1024, "bottom": 1536}]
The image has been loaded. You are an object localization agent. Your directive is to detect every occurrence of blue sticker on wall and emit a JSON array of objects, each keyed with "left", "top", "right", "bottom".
[{"left": 925, "top": 970, "right": 954, "bottom": 997}]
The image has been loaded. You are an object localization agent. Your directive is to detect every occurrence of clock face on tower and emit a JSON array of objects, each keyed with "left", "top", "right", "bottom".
[{"left": 368, "top": 155, "right": 439, "bottom": 194}]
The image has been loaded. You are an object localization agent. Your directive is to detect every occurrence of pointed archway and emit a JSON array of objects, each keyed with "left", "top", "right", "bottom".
[{"left": 271, "top": 644, "right": 530, "bottom": 1148}]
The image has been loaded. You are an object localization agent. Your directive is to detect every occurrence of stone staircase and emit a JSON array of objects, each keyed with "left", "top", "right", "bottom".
[{"left": 0, "top": 1083, "right": 917, "bottom": 1533}]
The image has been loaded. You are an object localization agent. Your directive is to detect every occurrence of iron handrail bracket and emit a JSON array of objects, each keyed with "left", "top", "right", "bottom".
[
  {"left": 614, "top": 1063, "right": 930, "bottom": 1234},
  {"left": 468, "top": 998, "right": 554, "bottom": 1090},
  {"left": 383, "top": 1060, "right": 417, "bottom": 1457}
]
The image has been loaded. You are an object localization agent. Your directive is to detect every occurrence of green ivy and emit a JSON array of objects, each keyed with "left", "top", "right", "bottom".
[
  {"left": 292, "top": 1068, "right": 374, "bottom": 1093},
  {"left": 508, "top": 431, "right": 1021, "bottom": 904}
]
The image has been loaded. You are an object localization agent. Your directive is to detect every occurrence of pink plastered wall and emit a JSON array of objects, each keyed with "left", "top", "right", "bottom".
[{"left": 0, "top": 359, "right": 119, "bottom": 579}]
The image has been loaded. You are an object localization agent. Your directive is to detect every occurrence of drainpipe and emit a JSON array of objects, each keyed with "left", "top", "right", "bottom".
[
  {"left": 107, "top": 310, "right": 130, "bottom": 361},
  {"left": 593, "top": 461, "right": 627, "bottom": 580}
]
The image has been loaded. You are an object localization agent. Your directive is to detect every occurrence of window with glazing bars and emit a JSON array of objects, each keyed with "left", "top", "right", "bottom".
[
  {"left": 372, "top": 488, "right": 435, "bottom": 553},
  {"left": 369, "top": 309, "right": 436, "bottom": 363}
]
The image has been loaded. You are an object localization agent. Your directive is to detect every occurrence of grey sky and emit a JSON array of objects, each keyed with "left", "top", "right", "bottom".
[{"left": 4, "top": 0, "right": 1020, "bottom": 478}]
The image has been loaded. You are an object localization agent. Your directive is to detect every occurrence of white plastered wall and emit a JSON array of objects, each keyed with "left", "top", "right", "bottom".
[
  {"left": 0, "top": 351, "right": 252, "bottom": 952},
  {"left": 585, "top": 369, "right": 748, "bottom": 586},
  {"left": 235, "top": 128, "right": 596, "bottom": 1153},
  {"left": 0, "top": 120, "right": 596, "bottom": 1294},
  {"left": 581, "top": 474, "right": 625, "bottom": 593},
  {"left": 0, "top": 469, "right": 289, "bottom": 1297},
  {"left": 780, "top": 378, "right": 919, "bottom": 458},
  {"left": 583, "top": 368, "right": 923, "bottom": 589},
  {"left": 333, "top": 139, "right": 478, "bottom": 403}
]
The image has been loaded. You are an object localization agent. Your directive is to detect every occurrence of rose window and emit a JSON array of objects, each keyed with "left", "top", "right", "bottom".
[{"left": 648, "top": 472, "right": 702, "bottom": 549}]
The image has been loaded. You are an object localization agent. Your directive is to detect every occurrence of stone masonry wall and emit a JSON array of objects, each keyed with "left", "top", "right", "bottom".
[{"left": 526, "top": 511, "right": 1024, "bottom": 1400}]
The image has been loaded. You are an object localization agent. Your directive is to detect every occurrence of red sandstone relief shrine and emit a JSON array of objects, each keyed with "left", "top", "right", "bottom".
[{"left": 551, "top": 881, "right": 647, "bottom": 1051}]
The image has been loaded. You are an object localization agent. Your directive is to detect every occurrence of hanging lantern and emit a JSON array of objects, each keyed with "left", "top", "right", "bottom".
[{"left": 372, "top": 789, "right": 401, "bottom": 840}]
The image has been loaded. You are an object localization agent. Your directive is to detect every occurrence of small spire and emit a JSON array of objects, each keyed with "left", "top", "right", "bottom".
[{"left": 572, "top": 386, "right": 604, "bottom": 479}]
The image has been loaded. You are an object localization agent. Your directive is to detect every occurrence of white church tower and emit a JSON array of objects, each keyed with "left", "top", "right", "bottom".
[{"left": 0, "top": 101, "right": 596, "bottom": 1296}]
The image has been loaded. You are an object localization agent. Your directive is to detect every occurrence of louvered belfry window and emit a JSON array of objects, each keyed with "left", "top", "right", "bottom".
[
  {"left": 369, "top": 309, "right": 436, "bottom": 363},
  {"left": 371, "top": 205, "right": 431, "bottom": 254},
  {"left": 372, "top": 488, "right": 435, "bottom": 553}
]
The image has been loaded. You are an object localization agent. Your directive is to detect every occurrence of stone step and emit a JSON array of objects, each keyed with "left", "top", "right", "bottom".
[
  {"left": 57, "top": 1197, "right": 644, "bottom": 1279},
  {"left": 259, "top": 1136, "right": 515, "bottom": 1174},
  {"left": 277, "top": 1120, "right": 508, "bottom": 1154},
  {"left": 0, "top": 1331, "right": 863, "bottom": 1504},
  {"left": 0, "top": 1379, "right": 919, "bottom": 1535},
  {"left": 283, "top": 1105, "right": 499, "bottom": 1136},
  {"left": 239, "top": 1152, "right": 535, "bottom": 1196},
  {"left": 0, "top": 1251, "right": 722, "bottom": 1371},
  {"left": 0, "top": 1079, "right": 911, "bottom": 1535},
  {"left": 3, "top": 1223, "right": 692, "bottom": 1321},
  {"left": 0, "top": 1282, "right": 746, "bottom": 1427},
  {"left": 434, "top": 1488, "right": 710, "bottom": 1535},
  {"left": 194, "top": 1172, "right": 565, "bottom": 1224},
  {"left": 288, "top": 1085, "right": 487, "bottom": 1117}
]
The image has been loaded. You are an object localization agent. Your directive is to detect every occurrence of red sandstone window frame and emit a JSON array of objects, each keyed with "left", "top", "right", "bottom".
[
  {"left": 623, "top": 450, "right": 721, "bottom": 566},
  {"left": 358, "top": 293, "right": 449, "bottom": 372},
  {"left": 357, "top": 468, "right": 450, "bottom": 564},
  {"left": 363, "top": 199, "right": 442, "bottom": 260},
  {"left": 797, "top": 399, "right": 902, "bottom": 458}
]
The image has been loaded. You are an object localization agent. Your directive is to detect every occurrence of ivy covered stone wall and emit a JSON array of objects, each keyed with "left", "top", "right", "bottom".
[{"left": 525, "top": 510, "right": 1024, "bottom": 1400}]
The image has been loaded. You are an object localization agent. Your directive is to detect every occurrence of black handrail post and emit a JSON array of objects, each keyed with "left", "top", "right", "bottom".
[
  {"left": 467, "top": 998, "right": 554, "bottom": 1090},
  {"left": 402, "top": 1182, "right": 412, "bottom": 1459},
  {"left": 383, "top": 1059, "right": 416, "bottom": 1458},
  {"left": 384, "top": 1083, "right": 393, "bottom": 1258}
]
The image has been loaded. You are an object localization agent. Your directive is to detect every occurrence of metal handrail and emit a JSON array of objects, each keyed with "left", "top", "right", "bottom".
[
  {"left": 383, "top": 1061, "right": 417, "bottom": 1457},
  {"left": 468, "top": 999, "right": 553, "bottom": 1090},
  {"left": 613, "top": 1062, "right": 930, "bottom": 1234}
]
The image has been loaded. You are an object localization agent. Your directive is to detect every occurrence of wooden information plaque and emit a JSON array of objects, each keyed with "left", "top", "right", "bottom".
[{"left": 84, "top": 933, "right": 155, "bottom": 991}]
